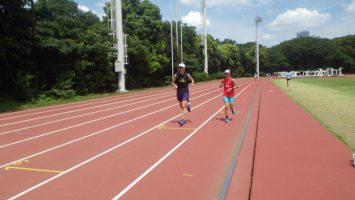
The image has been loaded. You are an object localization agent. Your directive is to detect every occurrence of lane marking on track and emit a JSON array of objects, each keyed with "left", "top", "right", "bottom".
[
  {"left": 0, "top": 80, "right": 250, "bottom": 169},
  {"left": 0, "top": 84, "right": 216, "bottom": 136},
  {"left": 219, "top": 81, "right": 262, "bottom": 200},
  {"left": 9, "top": 160, "right": 29, "bottom": 166},
  {"left": 182, "top": 173, "right": 193, "bottom": 177},
  {"left": 0, "top": 83, "right": 217, "bottom": 127},
  {"left": 4, "top": 166, "right": 63, "bottom": 174},
  {"left": 157, "top": 125, "right": 196, "bottom": 131},
  {"left": 111, "top": 81, "right": 255, "bottom": 200},
  {"left": 0, "top": 83, "right": 199, "bottom": 121},
  {"left": 0, "top": 81, "right": 223, "bottom": 120},
  {"left": 0, "top": 84, "right": 229, "bottom": 149},
  {"left": 0, "top": 81, "right": 225, "bottom": 122},
  {"left": 6, "top": 80, "right": 254, "bottom": 200},
  {"left": 219, "top": 111, "right": 246, "bottom": 114}
]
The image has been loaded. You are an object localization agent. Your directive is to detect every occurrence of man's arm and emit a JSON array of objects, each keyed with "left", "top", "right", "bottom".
[
  {"left": 219, "top": 80, "right": 224, "bottom": 88},
  {"left": 233, "top": 79, "right": 239, "bottom": 89},
  {"left": 188, "top": 74, "right": 195, "bottom": 86},
  {"left": 172, "top": 75, "right": 178, "bottom": 89}
]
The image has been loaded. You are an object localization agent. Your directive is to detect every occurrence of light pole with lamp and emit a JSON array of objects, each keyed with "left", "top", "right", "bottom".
[{"left": 255, "top": 16, "right": 262, "bottom": 78}]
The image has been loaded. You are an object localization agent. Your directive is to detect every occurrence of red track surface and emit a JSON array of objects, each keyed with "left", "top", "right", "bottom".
[{"left": 1, "top": 78, "right": 354, "bottom": 200}]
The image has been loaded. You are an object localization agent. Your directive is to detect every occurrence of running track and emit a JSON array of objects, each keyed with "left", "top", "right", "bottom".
[
  {"left": 1, "top": 78, "right": 355, "bottom": 200},
  {"left": 0, "top": 78, "right": 258, "bottom": 199}
]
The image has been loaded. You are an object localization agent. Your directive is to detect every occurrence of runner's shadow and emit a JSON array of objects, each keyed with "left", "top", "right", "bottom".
[
  {"left": 350, "top": 160, "right": 355, "bottom": 168},
  {"left": 216, "top": 117, "right": 233, "bottom": 122},
  {"left": 170, "top": 120, "right": 192, "bottom": 124}
]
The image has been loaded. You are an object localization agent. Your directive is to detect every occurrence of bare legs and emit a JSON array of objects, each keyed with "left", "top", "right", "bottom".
[{"left": 179, "top": 100, "right": 188, "bottom": 120}]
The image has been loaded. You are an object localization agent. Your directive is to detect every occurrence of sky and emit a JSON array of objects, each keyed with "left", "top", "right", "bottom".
[{"left": 76, "top": 0, "right": 355, "bottom": 47}]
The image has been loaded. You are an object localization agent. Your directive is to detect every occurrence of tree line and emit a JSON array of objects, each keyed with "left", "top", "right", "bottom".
[{"left": 1, "top": 0, "right": 354, "bottom": 102}]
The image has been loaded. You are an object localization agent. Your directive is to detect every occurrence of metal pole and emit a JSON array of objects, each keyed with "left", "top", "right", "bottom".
[
  {"left": 180, "top": 21, "right": 183, "bottom": 63},
  {"left": 175, "top": 0, "right": 179, "bottom": 57},
  {"left": 203, "top": 1, "right": 208, "bottom": 74},
  {"left": 255, "top": 16, "right": 262, "bottom": 78},
  {"left": 179, "top": 3, "right": 183, "bottom": 63},
  {"left": 115, "top": 0, "right": 127, "bottom": 92},
  {"left": 170, "top": 0, "right": 174, "bottom": 78}
]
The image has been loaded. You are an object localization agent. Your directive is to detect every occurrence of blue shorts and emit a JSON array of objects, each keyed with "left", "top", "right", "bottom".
[
  {"left": 177, "top": 91, "right": 189, "bottom": 102},
  {"left": 223, "top": 96, "right": 235, "bottom": 104}
]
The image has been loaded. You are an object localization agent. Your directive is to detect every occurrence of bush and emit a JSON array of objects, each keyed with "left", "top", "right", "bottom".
[
  {"left": 46, "top": 72, "right": 76, "bottom": 99},
  {"left": 191, "top": 72, "right": 209, "bottom": 82},
  {"left": 14, "top": 71, "right": 34, "bottom": 101},
  {"left": 209, "top": 71, "right": 225, "bottom": 80}
]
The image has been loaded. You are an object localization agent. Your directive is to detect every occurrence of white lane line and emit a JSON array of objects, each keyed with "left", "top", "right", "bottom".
[
  {"left": 112, "top": 81, "right": 254, "bottom": 199},
  {"left": 0, "top": 83, "right": 216, "bottom": 126},
  {"left": 0, "top": 88, "right": 170, "bottom": 120},
  {"left": 0, "top": 80, "right": 248, "bottom": 150},
  {"left": 0, "top": 86, "right": 228, "bottom": 169},
  {"left": 0, "top": 81, "right": 220, "bottom": 120},
  {"left": 0, "top": 85, "right": 216, "bottom": 136},
  {"left": 0, "top": 84, "right": 228, "bottom": 149},
  {"left": 5, "top": 80, "right": 254, "bottom": 200}
]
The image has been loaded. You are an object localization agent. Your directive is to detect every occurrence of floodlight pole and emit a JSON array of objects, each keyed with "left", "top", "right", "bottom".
[
  {"left": 175, "top": 0, "right": 179, "bottom": 57},
  {"left": 179, "top": 3, "right": 183, "bottom": 63},
  {"left": 170, "top": 0, "right": 174, "bottom": 78},
  {"left": 255, "top": 16, "right": 262, "bottom": 78},
  {"left": 115, "top": 0, "right": 127, "bottom": 92},
  {"left": 201, "top": 0, "right": 208, "bottom": 74}
]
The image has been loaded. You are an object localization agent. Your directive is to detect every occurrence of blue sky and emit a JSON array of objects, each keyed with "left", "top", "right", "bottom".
[{"left": 76, "top": 0, "right": 355, "bottom": 47}]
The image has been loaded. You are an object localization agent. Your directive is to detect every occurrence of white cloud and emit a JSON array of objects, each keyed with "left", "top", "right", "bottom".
[
  {"left": 269, "top": 8, "right": 330, "bottom": 29},
  {"left": 262, "top": 34, "right": 272, "bottom": 40},
  {"left": 345, "top": 0, "right": 355, "bottom": 12},
  {"left": 78, "top": 5, "right": 90, "bottom": 12},
  {"left": 182, "top": 11, "right": 211, "bottom": 31}
]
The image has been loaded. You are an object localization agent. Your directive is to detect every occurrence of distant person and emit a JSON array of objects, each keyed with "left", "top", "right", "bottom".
[
  {"left": 172, "top": 63, "right": 195, "bottom": 126},
  {"left": 286, "top": 71, "right": 292, "bottom": 87},
  {"left": 220, "top": 69, "right": 239, "bottom": 123}
]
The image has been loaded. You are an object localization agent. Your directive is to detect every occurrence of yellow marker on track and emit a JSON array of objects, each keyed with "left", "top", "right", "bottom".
[
  {"left": 182, "top": 173, "right": 193, "bottom": 177},
  {"left": 158, "top": 125, "right": 196, "bottom": 131},
  {"left": 4, "top": 166, "right": 63, "bottom": 174}
]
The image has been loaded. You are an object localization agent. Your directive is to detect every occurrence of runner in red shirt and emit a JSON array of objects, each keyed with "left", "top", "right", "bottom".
[{"left": 220, "top": 69, "right": 239, "bottom": 123}]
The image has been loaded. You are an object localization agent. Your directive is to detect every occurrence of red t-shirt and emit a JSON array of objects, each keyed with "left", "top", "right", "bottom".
[{"left": 222, "top": 78, "right": 235, "bottom": 97}]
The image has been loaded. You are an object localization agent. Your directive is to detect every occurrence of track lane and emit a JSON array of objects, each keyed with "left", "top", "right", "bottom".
[
  {"left": 2, "top": 80, "right": 253, "bottom": 199},
  {"left": 0, "top": 81, "right": 219, "bottom": 127},
  {"left": 0, "top": 82, "right": 240, "bottom": 167},
  {"left": 113, "top": 80, "right": 258, "bottom": 200},
  {"left": 0, "top": 82, "right": 218, "bottom": 120},
  {"left": 0, "top": 82, "right": 219, "bottom": 136},
  {"left": 0, "top": 81, "right": 237, "bottom": 149}
]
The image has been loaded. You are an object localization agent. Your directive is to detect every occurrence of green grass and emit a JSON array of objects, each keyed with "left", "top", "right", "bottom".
[{"left": 273, "top": 77, "right": 355, "bottom": 151}]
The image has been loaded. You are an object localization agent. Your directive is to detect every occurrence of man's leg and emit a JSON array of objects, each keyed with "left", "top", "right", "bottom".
[
  {"left": 225, "top": 102, "right": 230, "bottom": 118},
  {"left": 181, "top": 100, "right": 187, "bottom": 120},
  {"left": 230, "top": 97, "right": 235, "bottom": 115}
]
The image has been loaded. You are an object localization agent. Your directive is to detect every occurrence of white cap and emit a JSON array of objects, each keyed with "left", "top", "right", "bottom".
[
  {"left": 178, "top": 63, "right": 186, "bottom": 68},
  {"left": 224, "top": 69, "right": 231, "bottom": 74}
]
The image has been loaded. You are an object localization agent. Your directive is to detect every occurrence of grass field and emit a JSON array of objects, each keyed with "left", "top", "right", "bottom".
[{"left": 273, "top": 77, "right": 355, "bottom": 151}]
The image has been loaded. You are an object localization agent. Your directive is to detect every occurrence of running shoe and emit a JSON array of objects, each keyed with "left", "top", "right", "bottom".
[
  {"left": 225, "top": 117, "right": 230, "bottom": 123},
  {"left": 187, "top": 103, "right": 191, "bottom": 112},
  {"left": 231, "top": 109, "right": 236, "bottom": 115},
  {"left": 179, "top": 119, "right": 187, "bottom": 126}
]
